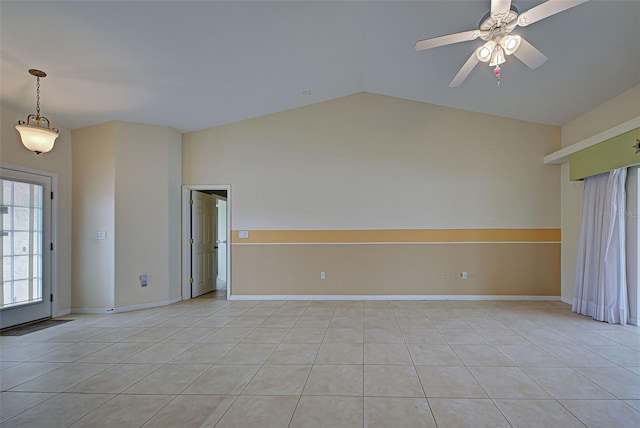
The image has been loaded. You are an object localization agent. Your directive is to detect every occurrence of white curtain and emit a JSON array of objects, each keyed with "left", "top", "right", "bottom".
[{"left": 572, "top": 168, "right": 628, "bottom": 325}]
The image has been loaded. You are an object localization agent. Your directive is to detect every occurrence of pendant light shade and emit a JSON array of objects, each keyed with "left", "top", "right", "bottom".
[{"left": 16, "top": 69, "right": 59, "bottom": 155}]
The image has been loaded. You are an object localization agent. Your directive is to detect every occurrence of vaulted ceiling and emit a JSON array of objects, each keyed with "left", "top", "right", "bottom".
[{"left": 1, "top": 1, "right": 639, "bottom": 133}]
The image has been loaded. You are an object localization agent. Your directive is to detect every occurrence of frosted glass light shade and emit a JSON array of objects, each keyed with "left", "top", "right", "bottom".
[{"left": 15, "top": 125, "right": 58, "bottom": 154}]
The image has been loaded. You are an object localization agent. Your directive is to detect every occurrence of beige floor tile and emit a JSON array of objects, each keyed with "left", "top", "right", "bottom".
[
  {"left": 497, "top": 345, "right": 566, "bottom": 366},
  {"left": 586, "top": 345, "right": 640, "bottom": 366},
  {"left": 170, "top": 343, "right": 234, "bottom": 364},
  {"left": 190, "top": 316, "right": 234, "bottom": 328},
  {"left": 200, "top": 327, "right": 253, "bottom": 343},
  {"left": 0, "top": 361, "right": 22, "bottom": 370},
  {"left": 66, "top": 363, "right": 161, "bottom": 393},
  {"left": 469, "top": 367, "right": 551, "bottom": 398},
  {"left": 364, "top": 316, "right": 398, "bottom": 329},
  {"left": 0, "top": 391, "right": 56, "bottom": 422},
  {"left": 364, "top": 343, "right": 413, "bottom": 364},
  {"left": 466, "top": 317, "right": 509, "bottom": 330},
  {"left": 0, "top": 362, "right": 66, "bottom": 390},
  {"left": 494, "top": 399, "right": 586, "bottom": 428},
  {"left": 402, "top": 328, "right": 446, "bottom": 344},
  {"left": 225, "top": 316, "right": 267, "bottom": 327},
  {"left": 364, "top": 365, "right": 424, "bottom": 397},
  {"left": 476, "top": 329, "right": 532, "bottom": 345},
  {"left": 451, "top": 344, "right": 515, "bottom": 366},
  {"left": 416, "top": 366, "right": 487, "bottom": 398},
  {"left": 521, "top": 367, "right": 615, "bottom": 399},
  {"left": 141, "top": 394, "right": 235, "bottom": 428},
  {"left": 573, "top": 367, "right": 640, "bottom": 399},
  {"left": 241, "top": 327, "right": 289, "bottom": 343},
  {"left": 407, "top": 344, "right": 463, "bottom": 365},
  {"left": 396, "top": 317, "right": 435, "bottom": 329},
  {"left": 216, "top": 395, "right": 298, "bottom": 428},
  {"left": 161, "top": 327, "right": 215, "bottom": 343},
  {"left": 258, "top": 316, "right": 298, "bottom": 328},
  {"left": 267, "top": 343, "right": 320, "bottom": 364},
  {"left": 282, "top": 328, "right": 326, "bottom": 343},
  {"left": 68, "top": 394, "right": 173, "bottom": 428},
  {"left": 76, "top": 342, "right": 152, "bottom": 363},
  {"left": 429, "top": 398, "right": 510, "bottom": 428},
  {"left": 217, "top": 343, "right": 277, "bottom": 364},
  {"left": 290, "top": 395, "right": 362, "bottom": 428},
  {"left": 1, "top": 393, "right": 113, "bottom": 428},
  {"left": 591, "top": 329, "right": 640, "bottom": 346},
  {"left": 295, "top": 317, "right": 331, "bottom": 328},
  {"left": 625, "top": 400, "right": 640, "bottom": 412},
  {"left": 182, "top": 364, "right": 260, "bottom": 394},
  {"left": 364, "top": 328, "right": 404, "bottom": 344},
  {"left": 541, "top": 345, "right": 618, "bottom": 367},
  {"left": 28, "top": 342, "right": 110, "bottom": 363},
  {"left": 329, "top": 316, "right": 363, "bottom": 328},
  {"left": 154, "top": 316, "right": 204, "bottom": 328},
  {"left": 440, "top": 329, "right": 489, "bottom": 345},
  {"left": 560, "top": 399, "right": 640, "bottom": 428},
  {"left": 123, "top": 363, "right": 210, "bottom": 394},
  {"left": 364, "top": 397, "right": 436, "bottom": 428},
  {"left": 123, "top": 342, "right": 194, "bottom": 363},
  {"left": 84, "top": 327, "right": 146, "bottom": 342},
  {"left": 432, "top": 318, "right": 471, "bottom": 329},
  {"left": 303, "top": 364, "right": 363, "bottom": 396},
  {"left": 10, "top": 362, "right": 111, "bottom": 392},
  {"left": 315, "top": 342, "right": 363, "bottom": 364},
  {"left": 555, "top": 328, "right": 619, "bottom": 346},
  {"left": 324, "top": 327, "right": 364, "bottom": 343},
  {"left": 120, "top": 327, "right": 183, "bottom": 342},
  {"left": 243, "top": 364, "right": 311, "bottom": 395}
]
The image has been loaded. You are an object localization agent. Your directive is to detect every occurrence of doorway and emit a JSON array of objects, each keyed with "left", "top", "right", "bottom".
[
  {"left": 0, "top": 166, "right": 54, "bottom": 329},
  {"left": 182, "top": 185, "right": 231, "bottom": 300}
]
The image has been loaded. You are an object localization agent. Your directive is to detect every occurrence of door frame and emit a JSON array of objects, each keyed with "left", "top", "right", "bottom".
[
  {"left": 0, "top": 163, "right": 58, "bottom": 325},
  {"left": 182, "top": 185, "right": 231, "bottom": 300}
]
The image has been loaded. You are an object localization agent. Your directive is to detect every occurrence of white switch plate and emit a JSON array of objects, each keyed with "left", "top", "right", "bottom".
[
  {"left": 96, "top": 231, "right": 107, "bottom": 240},
  {"left": 461, "top": 272, "right": 468, "bottom": 279},
  {"left": 239, "top": 230, "right": 249, "bottom": 239},
  {"left": 320, "top": 271, "right": 326, "bottom": 280}
]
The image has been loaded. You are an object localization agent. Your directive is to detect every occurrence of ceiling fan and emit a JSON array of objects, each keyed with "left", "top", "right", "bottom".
[{"left": 414, "top": 0, "right": 589, "bottom": 87}]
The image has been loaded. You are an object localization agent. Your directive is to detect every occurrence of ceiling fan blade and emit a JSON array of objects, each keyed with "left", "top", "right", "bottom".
[
  {"left": 491, "top": 0, "right": 512, "bottom": 16},
  {"left": 513, "top": 37, "right": 548, "bottom": 69},
  {"left": 414, "top": 30, "right": 479, "bottom": 52},
  {"left": 449, "top": 51, "right": 480, "bottom": 87},
  {"left": 518, "top": 0, "right": 589, "bottom": 27}
]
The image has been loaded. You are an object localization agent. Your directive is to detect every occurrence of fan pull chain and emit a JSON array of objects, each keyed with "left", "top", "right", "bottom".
[{"left": 494, "top": 65, "right": 501, "bottom": 86}]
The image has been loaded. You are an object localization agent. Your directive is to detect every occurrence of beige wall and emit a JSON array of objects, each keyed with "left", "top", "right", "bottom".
[
  {"left": 114, "top": 122, "right": 182, "bottom": 308},
  {"left": 183, "top": 93, "right": 562, "bottom": 296},
  {"left": 1, "top": 104, "right": 73, "bottom": 314},
  {"left": 72, "top": 121, "right": 182, "bottom": 311},
  {"left": 560, "top": 84, "right": 640, "bottom": 302},
  {"left": 72, "top": 122, "right": 116, "bottom": 309}
]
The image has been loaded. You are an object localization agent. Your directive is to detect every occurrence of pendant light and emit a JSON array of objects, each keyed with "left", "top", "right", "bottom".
[{"left": 15, "top": 69, "right": 59, "bottom": 155}]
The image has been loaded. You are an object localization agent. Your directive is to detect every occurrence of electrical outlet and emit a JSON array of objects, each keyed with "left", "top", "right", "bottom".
[
  {"left": 461, "top": 272, "right": 468, "bottom": 280},
  {"left": 320, "top": 271, "right": 326, "bottom": 280},
  {"left": 140, "top": 274, "right": 148, "bottom": 287},
  {"left": 445, "top": 272, "right": 451, "bottom": 280}
]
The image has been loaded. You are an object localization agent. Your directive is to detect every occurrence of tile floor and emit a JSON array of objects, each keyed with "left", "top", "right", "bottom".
[{"left": 1, "top": 297, "right": 640, "bottom": 427}]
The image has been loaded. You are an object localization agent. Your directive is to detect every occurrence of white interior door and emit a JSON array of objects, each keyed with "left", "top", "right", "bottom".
[
  {"left": 0, "top": 168, "right": 52, "bottom": 329},
  {"left": 215, "top": 197, "right": 227, "bottom": 289},
  {"left": 191, "top": 191, "right": 216, "bottom": 298}
]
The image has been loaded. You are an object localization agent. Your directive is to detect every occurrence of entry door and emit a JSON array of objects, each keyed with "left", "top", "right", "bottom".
[
  {"left": 215, "top": 196, "right": 227, "bottom": 289},
  {"left": 0, "top": 168, "right": 52, "bottom": 329},
  {"left": 191, "top": 191, "right": 216, "bottom": 297}
]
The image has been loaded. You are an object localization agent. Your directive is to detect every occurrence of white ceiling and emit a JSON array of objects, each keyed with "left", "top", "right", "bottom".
[{"left": 1, "top": 1, "right": 639, "bottom": 133}]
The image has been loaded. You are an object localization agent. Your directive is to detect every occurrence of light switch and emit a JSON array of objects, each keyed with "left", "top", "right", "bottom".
[
  {"left": 239, "top": 230, "right": 249, "bottom": 239},
  {"left": 96, "top": 231, "right": 107, "bottom": 240}
]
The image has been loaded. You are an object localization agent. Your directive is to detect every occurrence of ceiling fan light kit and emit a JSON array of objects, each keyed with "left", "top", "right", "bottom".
[
  {"left": 15, "top": 69, "right": 59, "bottom": 155},
  {"left": 414, "top": 0, "right": 590, "bottom": 87}
]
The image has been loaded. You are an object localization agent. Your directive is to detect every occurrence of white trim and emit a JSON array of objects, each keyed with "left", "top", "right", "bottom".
[
  {"left": 629, "top": 317, "right": 639, "bottom": 327},
  {"left": 71, "top": 296, "right": 182, "bottom": 314},
  {"left": 232, "top": 241, "right": 560, "bottom": 246},
  {"left": 544, "top": 116, "right": 640, "bottom": 164},
  {"left": 561, "top": 296, "right": 572, "bottom": 305},
  {"left": 55, "top": 308, "right": 71, "bottom": 317},
  {"left": 229, "top": 294, "right": 561, "bottom": 301},
  {"left": 182, "top": 185, "right": 232, "bottom": 301}
]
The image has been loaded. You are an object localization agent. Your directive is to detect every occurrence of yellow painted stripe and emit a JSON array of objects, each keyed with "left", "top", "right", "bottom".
[{"left": 231, "top": 229, "right": 561, "bottom": 244}]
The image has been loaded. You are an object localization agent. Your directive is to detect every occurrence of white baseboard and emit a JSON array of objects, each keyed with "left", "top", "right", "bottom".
[
  {"left": 561, "top": 296, "right": 572, "bottom": 305},
  {"left": 229, "top": 294, "right": 561, "bottom": 301},
  {"left": 629, "top": 317, "right": 639, "bottom": 327},
  {"left": 71, "top": 296, "right": 182, "bottom": 315},
  {"left": 55, "top": 308, "right": 71, "bottom": 317}
]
